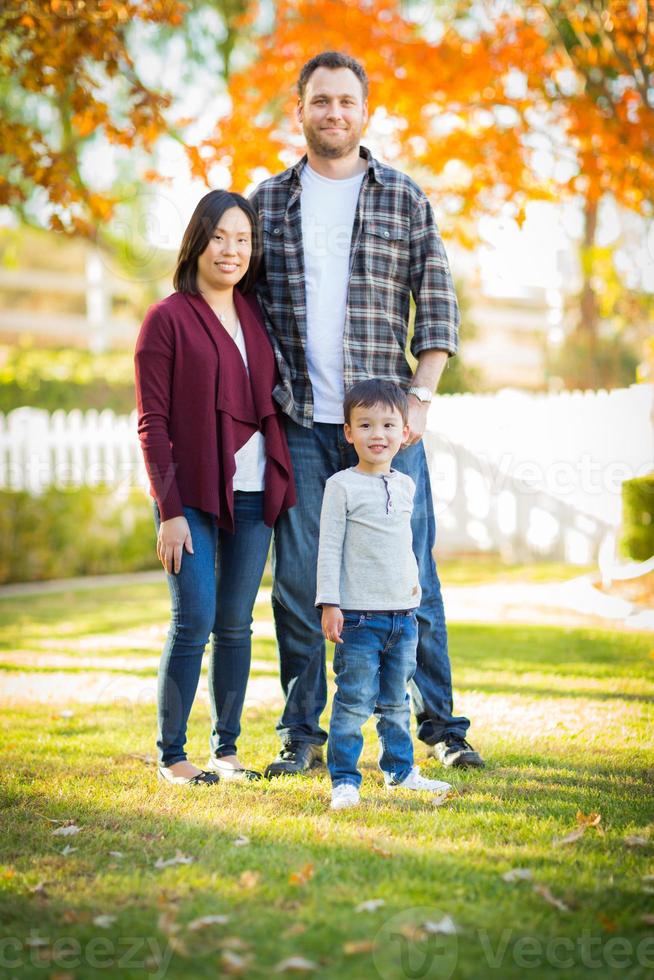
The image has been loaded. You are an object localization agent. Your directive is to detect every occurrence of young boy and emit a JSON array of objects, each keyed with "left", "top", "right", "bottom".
[{"left": 316, "top": 379, "right": 453, "bottom": 810}]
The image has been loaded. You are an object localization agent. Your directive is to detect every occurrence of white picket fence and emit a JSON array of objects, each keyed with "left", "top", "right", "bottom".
[{"left": 1, "top": 385, "right": 652, "bottom": 563}]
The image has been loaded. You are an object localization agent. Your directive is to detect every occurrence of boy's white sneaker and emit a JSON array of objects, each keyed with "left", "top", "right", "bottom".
[
  {"left": 387, "top": 766, "right": 452, "bottom": 794},
  {"left": 331, "top": 784, "right": 361, "bottom": 810}
]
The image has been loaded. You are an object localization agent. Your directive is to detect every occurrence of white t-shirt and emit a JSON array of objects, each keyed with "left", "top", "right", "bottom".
[
  {"left": 300, "top": 163, "right": 364, "bottom": 423},
  {"left": 231, "top": 319, "right": 266, "bottom": 491}
]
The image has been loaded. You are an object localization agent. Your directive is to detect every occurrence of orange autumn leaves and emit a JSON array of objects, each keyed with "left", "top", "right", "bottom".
[
  {"left": 0, "top": 0, "right": 186, "bottom": 233},
  {"left": 2, "top": 0, "right": 652, "bottom": 237}
]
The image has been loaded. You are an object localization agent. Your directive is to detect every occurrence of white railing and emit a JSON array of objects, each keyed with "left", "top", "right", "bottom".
[{"left": 1, "top": 385, "right": 652, "bottom": 562}]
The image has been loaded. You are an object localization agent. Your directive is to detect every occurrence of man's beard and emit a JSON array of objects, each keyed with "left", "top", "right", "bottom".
[{"left": 303, "top": 124, "right": 361, "bottom": 159}]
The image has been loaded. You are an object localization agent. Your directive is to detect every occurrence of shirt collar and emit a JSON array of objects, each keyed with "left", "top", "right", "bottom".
[{"left": 283, "top": 145, "right": 384, "bottom": 186}]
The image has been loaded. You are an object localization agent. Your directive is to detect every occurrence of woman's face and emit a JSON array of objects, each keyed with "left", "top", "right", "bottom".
[{"left": 196, "top": 206, "right": 253, "bottom": 293}]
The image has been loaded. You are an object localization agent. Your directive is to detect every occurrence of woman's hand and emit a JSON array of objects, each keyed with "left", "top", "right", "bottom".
[
  {"left": 157, "top": 516, "right": 194, "bottom": 574},
  {"left": 322, "top": 605, "right": 344, "bottom": 645}
]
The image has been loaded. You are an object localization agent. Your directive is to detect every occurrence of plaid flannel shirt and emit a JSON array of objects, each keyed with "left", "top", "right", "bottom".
[{"left": 250, "top": 146, "right": 460, "bottom": 427}]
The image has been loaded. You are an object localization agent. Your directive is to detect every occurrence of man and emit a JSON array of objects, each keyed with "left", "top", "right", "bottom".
[{"left": 250, "top": 51, "right": 484, "bottom": 777}]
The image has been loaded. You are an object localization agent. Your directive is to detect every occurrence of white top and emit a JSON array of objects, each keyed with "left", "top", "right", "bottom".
[
  {"left": 315, "top": 468, "right": 421, "bottom": 610},
  {"left": 231, "top": 319, "right": 266, "bottom": 492},
  {"left": 300, "top": 163, "right": 364, "bottom": 423}
]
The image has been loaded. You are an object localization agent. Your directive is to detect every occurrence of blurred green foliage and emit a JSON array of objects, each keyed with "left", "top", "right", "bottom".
[
  {"left": 0, "top": 487, "right": 157, "bottom": 583},
  {"left": 0, "top": 345, "right": 135, "bottom": 414},
  {"left": 546, "top": 330, "right": 639, "bottom": 391},
  {"left": 621, "top": 474, "right": 654, "bottom": 562}
]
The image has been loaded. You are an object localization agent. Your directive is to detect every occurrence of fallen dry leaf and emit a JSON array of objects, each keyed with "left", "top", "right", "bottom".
[
  {"left": 289, "top": 863, "right": 314, "bottom": 886},
  {"left": 238, "top": 870, "right": 261, "bottom": 890},
  {"left": 129, "top": 753, "right": 157, "bottom": 766},
  {"left": 370, "top": 843, "right": 392, "bottom": 858},
  {"left": 641, "top": 914, "right": 654, "bottom": 925},
  {"left": 60, "top": 846, "right": 77, "bottom": 857},
  {"left": 343, "top": 940, "right": 375, "bottom": 955},
  {"left": 109, "top": 851, "right": 124, "bottom": 859},
  {"left": 220, "top": 950, "right": 250, "bottom": 975},
  {"left": 355, "top": 899, "right": 385, "bottom": 913},
  {"left": 187, "top": 914, "right": 229, "bottom": 931},
  {"left": 624, "top": 835, "right": 649, "bottom": 847},
  {"left": 93, "top": 915, "right": 117, "bottom": 928},
  {"left": 502, "top": 868, "right": 533, "bottom": 883},
  {"left": 233, "top": 835, "right": 250, "bottom": 848},
  {"left": 154, "top": 851, "right": 195, "bottom": 870},
  {"left": 432, "top": 792, "right": 451, "bottom": 807},
  {"left": 274, "top": 956, "right": 319, "bottom": 973},
  {"left": 423, "top": 915, "right": 457, "bottom": 935},
  {"left": 597, "top": 914, "right": 617, "bottom": 932},
  {"left": 281, "top": 923, "right": 307, "bottom": 939},
  {"left": 52, "top": 825, "right": 80, "bottom": 837},
  {"left": 219, "top": 937, "right": 250, "bottom": 951},
  {"left": 30, "top": 881, "right": 47, "bottom": 895},
  {"left": 552, "top": 827, "right": 586, "bottom": 847},
  {"left": 533, "top": 884, "right": 569, "bottom": 912}
]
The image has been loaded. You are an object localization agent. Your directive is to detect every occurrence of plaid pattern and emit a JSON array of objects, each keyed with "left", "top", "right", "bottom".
[{"left": 250, "top": 146, "right": 460, "bottom": 427}]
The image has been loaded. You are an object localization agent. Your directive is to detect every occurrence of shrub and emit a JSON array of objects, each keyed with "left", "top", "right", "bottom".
[
  {"left": 0, "top": 487, "right": 158, "bottom": 584},
  {"left": 621, "top": 474, "right": 654, "bottom": 562}
]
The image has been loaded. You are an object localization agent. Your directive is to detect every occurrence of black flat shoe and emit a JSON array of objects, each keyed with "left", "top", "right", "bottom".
[
  {"left": 205, "top": 758, "right": 262, "bottom": 781},
  {"left": 158, "top": 767, "right": 220, "bottom": 786},
  {"left": 264, "top": 742, "right": 323, "bottom": 778}
]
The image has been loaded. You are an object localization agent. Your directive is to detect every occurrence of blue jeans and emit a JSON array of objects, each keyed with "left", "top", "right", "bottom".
[
  {"left": 272, "top": 418, "right": 469, "bottom": 747},
  {"left": 154, "top": 493, "right": 271, "bottom": 767},
  {"left": 328, "top": 611, "right": 418, "bottom": 788}
]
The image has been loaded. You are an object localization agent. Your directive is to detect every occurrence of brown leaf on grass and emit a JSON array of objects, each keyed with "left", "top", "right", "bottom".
[
  {"left": 60, "top": 846, "right": 77, "bottom": 857},
  {"left": 52, "top": 825, "right": 80, "bottom": 837},
  {"left": 597, "top": 914, "right": 617, "bottom": 932},
  {"left": 187, "top": 914, "right": 230, "bottom": 931},
  {"left": 61, "top": 910, "right": 81, "bottom": 925},
  {"left": 282, "top": 923, "right": 308, "bottom": 939},
  {"left": 552, "top": 827, "right": 586, "bottom": 847},
  {"left": 370, "top": 843, "right": 392, "bottom": 858},
  {"left": 355, "top": 899, "right": 385, "bottom": 912},
  {"left": 641, "top": 913, "right": 654, "bottom": 925},
  {"left": 533, "top": 884, "right": 569, "bottom": 912},
  {"left": 154, "top": 850, "right": 194, "bottom": 869},
  {"left": 289, "top": 863, "right": 314, "bottom": 886},
  {"left": 398, "top": 924, "right": 426, "bottom": 941},
  {"left": 219, "top": 937, "right": 251, "bottom": 951},
  {"left": 577, "top": 811, "right": 602, "bottom": 829},
  {"left": 128, "top": 753, "right": 157, "bottom": 766},
  {"left": 238, "top": 870, "right": 261, "bottom": 890},
  {"left": 233, "top": 835, "right": 250, "bottom": 848},
  {"left": 273, "top": 956, "right": 319, "bottom": 973},
  {"left": 220, "top": 950, "right": 251, "bottom": 975},
  {"left": 343, "top": 940, "right": 375, "bottom": 955},
  {"left": 502, "top": 868, "right": 533, "bottom": 883},
  {"left": 624, "top": 835, "right": 649, "bottom": 847},
  {"left": 30, "top": 880, "right": 47, "bottom": 894},
  {"left": 423, "top": 915, "right": 457, "bottom": 935}
]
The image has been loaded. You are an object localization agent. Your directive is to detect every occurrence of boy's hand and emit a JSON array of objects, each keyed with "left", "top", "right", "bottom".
[{"left": 322, "top": 606, "right": 344, "bottom": 645}]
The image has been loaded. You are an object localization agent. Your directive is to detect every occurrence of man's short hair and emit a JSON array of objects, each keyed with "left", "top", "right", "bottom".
[
  {"left": 344, "top": 379, "right": 409, "bottom": 426},
  {"left": 297, "top": 51, "right": 369, "bottom": 100}
]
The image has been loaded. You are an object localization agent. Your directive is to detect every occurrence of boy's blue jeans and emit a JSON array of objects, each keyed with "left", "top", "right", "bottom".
[
  {"left": 328, "top": 611, "right": 418, "bottom": 788},
  {"left": 154, "top": 493, "right": 271, "bottom": 767}
]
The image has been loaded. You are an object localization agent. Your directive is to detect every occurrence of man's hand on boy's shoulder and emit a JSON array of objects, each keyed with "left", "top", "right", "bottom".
[{"left": 321, "top": 605, "right": 344, "bottom": 645}]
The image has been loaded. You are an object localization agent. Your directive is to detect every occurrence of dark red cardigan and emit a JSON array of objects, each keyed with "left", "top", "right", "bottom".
[{"left": 134, "top": 289, "right": 296, "bottom": 530}]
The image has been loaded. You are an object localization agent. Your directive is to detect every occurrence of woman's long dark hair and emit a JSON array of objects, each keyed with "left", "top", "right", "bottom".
[{"left": 173, "top": 190, "right": 262, "bottom": 295}]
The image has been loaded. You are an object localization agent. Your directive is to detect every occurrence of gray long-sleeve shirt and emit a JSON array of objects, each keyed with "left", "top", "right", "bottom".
[{"left": 315, "top": 467, "right": 421, "bottom": 611}]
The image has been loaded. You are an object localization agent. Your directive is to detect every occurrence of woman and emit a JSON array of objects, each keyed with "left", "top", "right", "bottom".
[{"left": 135, "top": 190, "right": 295, "bottom": 786}]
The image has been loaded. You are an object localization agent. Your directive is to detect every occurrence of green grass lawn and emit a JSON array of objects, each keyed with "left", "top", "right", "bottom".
[{"left": 0, "top": 583, "right": 653, "bottom": 979}]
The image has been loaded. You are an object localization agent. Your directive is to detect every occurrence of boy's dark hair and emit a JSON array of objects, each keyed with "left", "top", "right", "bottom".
[
  {"left": 173, "top": 190, "right": 262, "bottom": 295},
  {"left": 344, "top": 379, "right": 409, "bottom": 426},
  {"left": 297, "top": 51, "right": 369, "bottom": 100}
]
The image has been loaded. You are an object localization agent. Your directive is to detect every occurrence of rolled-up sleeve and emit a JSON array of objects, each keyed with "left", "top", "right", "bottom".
[
  {"left": 315, "top": 479, "right": 347, "bottom": 607},
  {"left": 409, "top": 194, "right": 460, "bottom": 359}
]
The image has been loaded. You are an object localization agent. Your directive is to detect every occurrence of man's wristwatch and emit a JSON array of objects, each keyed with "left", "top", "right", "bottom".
[{"left": 408, "top": 386, "right": 433, "bottom": 404}]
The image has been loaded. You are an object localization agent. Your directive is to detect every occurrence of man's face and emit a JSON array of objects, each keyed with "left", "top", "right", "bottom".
[{"left": 297, "top": 66, "right": 368, "bottom": 160}]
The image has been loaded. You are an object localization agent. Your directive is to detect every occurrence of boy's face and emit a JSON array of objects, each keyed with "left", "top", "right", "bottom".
[{"left": 344, "top": 402, "right": 409, "bottom": 473}]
